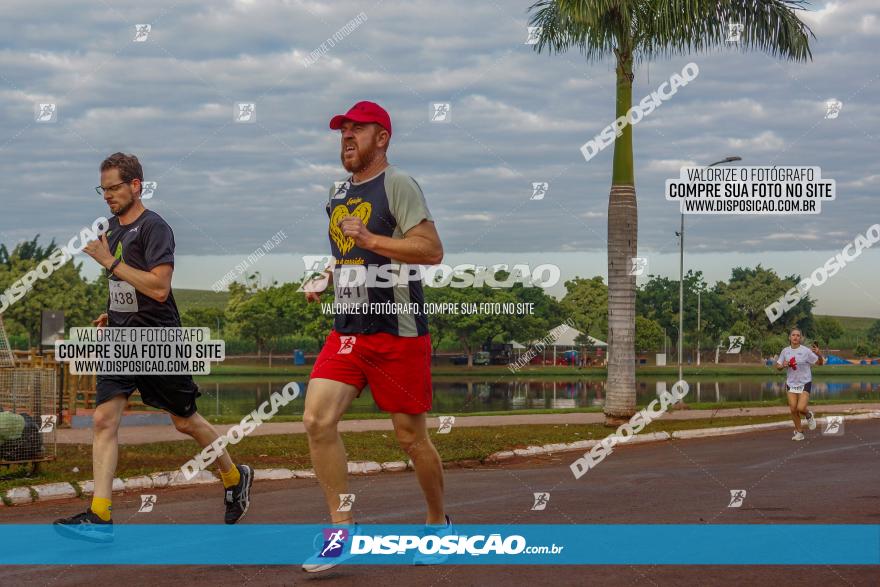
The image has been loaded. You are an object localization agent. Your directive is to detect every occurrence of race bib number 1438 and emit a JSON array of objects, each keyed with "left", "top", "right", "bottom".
[{"left": 109, "top": 280, "right": 138, "bottom": 312}]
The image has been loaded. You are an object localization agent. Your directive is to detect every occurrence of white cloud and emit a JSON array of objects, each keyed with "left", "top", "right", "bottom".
[
  {"left": 646, "top": 159, "right": 697, "bottom": 174},
  {"left": 764, "top": 233, "right": 820, "bottom": 241},
  {"left": 0, "top": 0, "right": 875, "bottom": 275},
  {"left": 726, "top": 131, "right": 785, "bottom": 151}
]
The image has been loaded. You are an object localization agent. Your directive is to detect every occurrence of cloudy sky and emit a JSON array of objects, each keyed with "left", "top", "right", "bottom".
[{"left": 1, "top": 0, "right": 878, "bottom": 316}]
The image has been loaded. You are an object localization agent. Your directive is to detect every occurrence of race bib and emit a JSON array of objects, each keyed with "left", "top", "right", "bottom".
[
  {"left": 788, "top": 384, "right": 805, "bottom": 393},
  {"left": 334, "top": 283, "right": 368, "bottom": 310},
  {"left": 109, "top": 280, "right": 138, "bottom": 312}
]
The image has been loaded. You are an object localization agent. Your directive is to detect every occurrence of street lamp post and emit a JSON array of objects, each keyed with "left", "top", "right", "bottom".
[
  {"left": 677, "top": 156, "right": 741, "bottom": 383},
  {"left": 696, "top": 289, "right": 701, "bottom": 366}
]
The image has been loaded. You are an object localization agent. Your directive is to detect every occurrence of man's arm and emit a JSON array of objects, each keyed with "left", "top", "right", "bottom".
[
  {"left": 340, "top": 218, "right": 443, "bottom": 265},
  {"left": 345, "top": 170, "right": 443, "bottom": 265},
  {"left": 304, "top": 266, "right": 334, "bottom": 302},
  {"left": 83, "top": 234, "right": 173, "bottom": 303},
  {"left": 112, "top": 262, "right": 173, "bottom": 303}
]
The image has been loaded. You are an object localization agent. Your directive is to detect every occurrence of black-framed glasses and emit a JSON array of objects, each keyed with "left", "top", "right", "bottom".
[{"left": 95, "top": 181, "right": 130, "bottom": 196}]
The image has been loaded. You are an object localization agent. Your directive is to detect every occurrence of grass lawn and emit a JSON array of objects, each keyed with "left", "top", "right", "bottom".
[
  {"left": 194, "top": 396, "right": 879, "bottom": 425},
  {"left": 174, "top": 288, "right": 229, "bottom": 311},
  {"left": 205, "top": 362, "right": 880, "bottom": 379},
  {"left": 0, "top": 413, "right": 856, "bottom": 495}
]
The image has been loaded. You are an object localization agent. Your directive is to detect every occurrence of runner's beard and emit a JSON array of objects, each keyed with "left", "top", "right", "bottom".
[
  {"left": 341, "top": 144, "right": 379, "bottom": 173},
  {"left": 111, "top": 195, "right": 135, "bottom": 217}
]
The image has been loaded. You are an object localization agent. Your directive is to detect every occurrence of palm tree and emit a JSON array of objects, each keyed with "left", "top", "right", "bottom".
[{"left": 528, "top": 1, "right": 813, "bottom": 425}]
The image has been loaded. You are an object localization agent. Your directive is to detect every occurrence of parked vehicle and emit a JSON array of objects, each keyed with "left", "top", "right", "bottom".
[{"left": 450, "top": 351, "right": 490, "bottom": 366}]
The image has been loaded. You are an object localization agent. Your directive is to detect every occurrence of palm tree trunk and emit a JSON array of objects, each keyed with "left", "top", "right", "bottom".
[{"left": 604, "top": 50, "right": 638, "bottom": 426}]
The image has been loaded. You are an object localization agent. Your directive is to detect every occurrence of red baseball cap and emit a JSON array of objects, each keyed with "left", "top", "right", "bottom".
[{"left": 329, "top": 101, "right": 392, "bottom": 136}]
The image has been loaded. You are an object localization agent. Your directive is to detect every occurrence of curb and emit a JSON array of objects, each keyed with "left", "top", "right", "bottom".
[
  {"left": 5, "top": 412, "right": 879, "bottom": 506},
  {"left": 3, "top": 460, "right": 395, "bottom": 506},
  {"left": 672, "top": 422, "right": 791, "bottom": 439},
  {"left": 483, "top": 412, "right": 880, "bottom": 460}
]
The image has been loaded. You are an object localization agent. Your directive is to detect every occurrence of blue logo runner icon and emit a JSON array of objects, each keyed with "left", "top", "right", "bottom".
[{"left": 320, "top": 528, "right": 349, "bottom": 558}]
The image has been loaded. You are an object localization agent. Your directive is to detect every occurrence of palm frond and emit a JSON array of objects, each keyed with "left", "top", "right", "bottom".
[
  {"left": 527, "top": 0, "right": 814, "bottom": 63},
  {"left": 637, "top": 0, "right": 814, "bottom": 62},
  {"left": 528, "top": 0, "right": 626, "bottom": 62}
]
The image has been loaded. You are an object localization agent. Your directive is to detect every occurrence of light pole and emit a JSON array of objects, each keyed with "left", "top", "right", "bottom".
[
  {"left": 696, "top": 289, "right": 701, "bottom": 366},
  {"left": 677, "top": 156, "right": 741, "bottom": 382}
]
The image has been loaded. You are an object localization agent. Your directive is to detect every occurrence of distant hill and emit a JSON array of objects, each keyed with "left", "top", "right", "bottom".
[
  {"left": 173, "top": 288, "right": 229, "bottom": 312},
  {"left": 164, "top": 295, "right": 878, "bottom": 349},
  {"left": 816, "top": 315, "right": 875, "bottom": 335},
  {"left": 815, "top": 315, "right": 878, "bottom": 349}
]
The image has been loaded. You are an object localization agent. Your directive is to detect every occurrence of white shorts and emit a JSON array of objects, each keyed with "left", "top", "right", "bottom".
[{"left": 786, "top": 382, "right": 812, "bottom": 394}]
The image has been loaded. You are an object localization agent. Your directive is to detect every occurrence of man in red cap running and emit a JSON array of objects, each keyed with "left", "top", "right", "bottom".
[{"left": 300, "top": 101, "right": 451, "bottom": 572}]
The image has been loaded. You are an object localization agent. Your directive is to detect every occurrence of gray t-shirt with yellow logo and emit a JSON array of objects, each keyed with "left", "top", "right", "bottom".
[{"left": 325, "top": 165, "right": 432, "bottom": 337}]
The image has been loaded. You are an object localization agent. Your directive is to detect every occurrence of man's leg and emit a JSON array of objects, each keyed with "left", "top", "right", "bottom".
[
  {"left": 52, "top": 394, "right": 125, "bottom": 537},
  {"left": 303, "top": 377, "right": 360, "bottom": 523},
  {"left": 392, "top": 412, "right": 445, "bottom": 525},
  {"left": 787, "top": 391, "right": 802, "bottom": 432},
  {"left": 169, "top": 411, "right": 234, "bottom": 473},
  {"left": 169, "top": 409, "right": 254, "bottom": 524},
  {"left": 91, "top": 395, "right": 128, "bottom": 519}
]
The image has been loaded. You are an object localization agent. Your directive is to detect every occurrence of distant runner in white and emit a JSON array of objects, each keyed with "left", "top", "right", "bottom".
[{"left": 775, "top": 328, "right": 824, "bottom": 440}]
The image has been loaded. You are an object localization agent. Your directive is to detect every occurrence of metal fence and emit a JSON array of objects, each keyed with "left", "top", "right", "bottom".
[
  {"left": 0, "top": 317, "right": 14, "bottom": 368},
  {"left": 0, "top": 368, "right": 57, "bottom": 465}
]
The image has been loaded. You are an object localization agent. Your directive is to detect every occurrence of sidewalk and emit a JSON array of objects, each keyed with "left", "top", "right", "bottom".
[{"left": 55, "top": 403, "right": 880, "bottom": 445}]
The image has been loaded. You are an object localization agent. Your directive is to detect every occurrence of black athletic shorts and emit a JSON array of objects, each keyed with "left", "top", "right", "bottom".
[
  {"left": 785, "top": 381, "right": 812, "bottom": 394},
  {"left": 96, "top": 374, "right": 201, "bottom": 417}
]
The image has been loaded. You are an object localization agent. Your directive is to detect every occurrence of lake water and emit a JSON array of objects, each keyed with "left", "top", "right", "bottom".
[{"left": 193, "top": 377, "right": 880, "bottom": 418}]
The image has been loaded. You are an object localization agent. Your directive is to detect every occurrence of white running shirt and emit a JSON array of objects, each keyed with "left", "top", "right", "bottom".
[{"left": 776, "top": 345, "right": 819, "bottom": 388}]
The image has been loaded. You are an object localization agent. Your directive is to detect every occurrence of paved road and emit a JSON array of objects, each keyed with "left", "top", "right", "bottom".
[
  {"left": 3, "top": 421, "right": 879, "bottom": 586},
  {"left": 56, "top": 403, "right": 880, "bottom": 444}
]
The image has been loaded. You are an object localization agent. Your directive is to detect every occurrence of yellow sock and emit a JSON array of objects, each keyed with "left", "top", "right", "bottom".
[
  {"left": 220, "top": 463, "right": 240, "bottom": 488},
  {"left": 91, "top": 497, "right": 112, "bottom": 521}
]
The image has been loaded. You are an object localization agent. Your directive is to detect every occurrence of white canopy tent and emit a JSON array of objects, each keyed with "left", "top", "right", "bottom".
[
  {"left": 552, "top": 326, "right": 607, "bottom": 349},
  {"left": 511, "top": 325, "right": 608, "bottom": 365},
  {"left": 548, "top": 325, "right": 607, "bottom": 364}
]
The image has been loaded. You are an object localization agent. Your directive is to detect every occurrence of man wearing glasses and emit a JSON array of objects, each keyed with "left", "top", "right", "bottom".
[{"left": 53, "top": 153, "right": 253, "bottom": 542}]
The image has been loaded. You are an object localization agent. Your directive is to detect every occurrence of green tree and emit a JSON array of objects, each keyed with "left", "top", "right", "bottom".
[
  {"left": 181, "top": 307, "right": 226, "bottom": 334},
  {"left": 423, "top": 286, "right": 453, "bottom": 357},
  {"left": 0, "top": 235, "right": 59, "bottom": 267},
  {"left": 529, "top": 0, "right": 813, "bottom": 425},
  {"left": 635, "top": 316, "right": 663, "bottom": 353},
  {"left": 637, "top": 270, "right": 733, "bottom": 359},
  {"left": 723, "top": 319, "right": 762, "bottom": 356},
  {"left": 866, "top": 319, "right": 880, "bottom": 346},
  {"left": 813, "top": 316, "right": 843, "bottom": 353},
  {"left": 224, "top": 282, "right": 294, "bottom": 365},
  {"left": 716, "top": 266, "right": 815, "bottom": 338},
  {"left": 761, "top": 334, "right": 789, "bottom": 357},
  {"left": 505, "top": 275, "right": 567, "bottom": 339},
  {"left": 428, "top": 284, "right": 519, "bottom": 368},
  {"left": 560, "top": 276, "right": 607, "bottom": 340},
  {"left": 853, "top": 342, "right": 875, "bottom": 358},
  {"left": 0, "top": 238, "right": 105, "bottom": 344},
  {"left": 280, "top": 281, "right": 333, "bottom": 346}
]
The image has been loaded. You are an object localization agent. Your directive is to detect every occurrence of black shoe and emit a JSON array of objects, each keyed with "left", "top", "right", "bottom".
[
  {"left": 53, "top": 510, "right": 114, "bottom": 543},
  {"left": 224, "top": 464, "right": 253, "bottom": 524}
]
